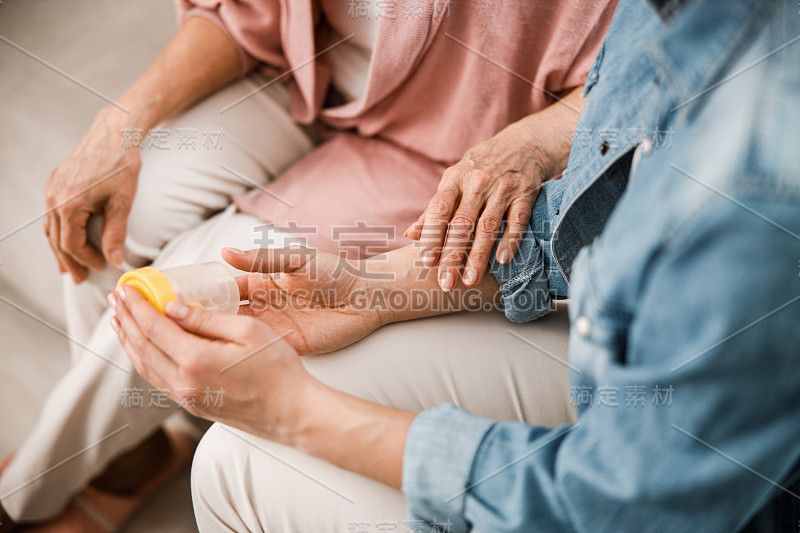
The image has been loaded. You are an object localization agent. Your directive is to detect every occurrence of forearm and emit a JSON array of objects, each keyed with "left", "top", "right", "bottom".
[
  {"left": 366, "top": 244, "right": 501, "bottom": 325},
  {"left": 103, "top": 16, "right": 240, "bottom": 131},
  {"left": 290, "top": 378, "right": 414, "bottom": 490}
]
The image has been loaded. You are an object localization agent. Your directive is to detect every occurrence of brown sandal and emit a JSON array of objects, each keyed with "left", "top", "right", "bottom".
[{"left": 21, "top": 428, "right": 196, "bottom": 533}]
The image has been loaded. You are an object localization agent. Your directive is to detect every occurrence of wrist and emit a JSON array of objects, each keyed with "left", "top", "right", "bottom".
[
  {"left": 361, "top": 247, "right": 421, "bottom": 326},
  {"left": 282, "top": 376, "right": 333, "bottom": 451},
  {"left": 98, "top": 95, "right": 164, "bottom": 132},
  {"left": 365, "top": 267, "right": 398, "bottom": 328}
]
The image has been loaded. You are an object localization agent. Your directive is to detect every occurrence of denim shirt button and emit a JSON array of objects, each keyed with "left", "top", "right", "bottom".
[
  {"left": 640, "top": 136, "right": 654, "bottom": 156},
  {"left": 575, "top": 316, "right": 592, "bottom": 337}
]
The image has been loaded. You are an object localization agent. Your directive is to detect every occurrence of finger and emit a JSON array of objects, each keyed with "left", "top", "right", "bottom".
[
  {"left": 495, "top": 195, "right": 536, "bottom": 265},
  {"left": 44, "top": 213, "right": 67, "bottom": 274},
  {"left": 418, "top": 181, "right": 461, "bottom": 268},
  {"left": 60, "top": 205, "right": 105, "bottom": 271},
  {"left": 436, "top": 192, "right": 483, "bottom": 292},
  {"left": 222, "top": 247, "right": 315, "bottom": 275},
  {"left": 235, "top": 274, "right": 267, "bottom": 303},
  {"left": 51, "top": 211, "right": 88, "bottom": 283},
  {"left": 102, "top": 194, "right": 130, "bottom": 267},
  {"left": 463, "top": 198, "right": 505, "bottom": 287},
  {"left": 110, "top": 291, "right": 179, "bottom": 388},
  {"left": 113, "top": 316, "right": 174, "bottom": 394},
  {"left": 159, "top": 292, "right": 263, "bottom": 345},
  {"left": 116, "top": 285, "right": 204, "bottom": 358},
  {"left": 404, "top": 212, "right": 425, "bottom": 240}
]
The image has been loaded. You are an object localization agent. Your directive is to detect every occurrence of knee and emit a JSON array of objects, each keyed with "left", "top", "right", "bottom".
[
  {"left": 191, "top": 423, "right": 263, "bottom": 532},
  {"left": 191, "top": 424, "right": 232, "bottom": 521},
  {"left": 123, "top": 151, "right": 197, "bottom": 264}
]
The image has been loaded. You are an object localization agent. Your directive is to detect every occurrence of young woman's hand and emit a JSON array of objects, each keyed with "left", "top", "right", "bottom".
[
  {"left": 111, "top": 281, "right": 414, "bottom": 489},
  {"left": 111, "top": 284, "right": 313, "bottom": 441},
  {"left": 222, "top": 247, "right": 387, "bottom": 356}
]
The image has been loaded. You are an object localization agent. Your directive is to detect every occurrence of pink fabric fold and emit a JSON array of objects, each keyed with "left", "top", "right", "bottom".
[{"left": 233, "top": 133, "right": 446, "bottom": 258}]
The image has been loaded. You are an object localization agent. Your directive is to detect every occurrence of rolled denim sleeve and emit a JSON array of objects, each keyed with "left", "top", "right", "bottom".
[
  {"left": 402, "top": 198, "right": 800, "bottom": 532},
  {"left": 489, "top": 179, "right": 568, "bottom": 323},
  {"left": 402, "top": 404, "right": 496, "bottom": 531}
]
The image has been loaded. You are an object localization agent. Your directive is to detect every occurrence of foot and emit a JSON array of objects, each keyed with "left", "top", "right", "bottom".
[
  {"left": 0, "top": 504, "right": 18, "bottom": 533},
  {"left": 9, "top": 428, "right": 196, "bottom": 532},
  {"left": 90, "top": 427, "right": 172, "bottom": 495},
  {"left": 0, "top": 454, "right": 19, "bottom": 533}
]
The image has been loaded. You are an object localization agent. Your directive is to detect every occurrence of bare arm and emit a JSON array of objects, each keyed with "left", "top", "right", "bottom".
[{"left": 114, "top": 16, "right": 241, "bottom": 131}]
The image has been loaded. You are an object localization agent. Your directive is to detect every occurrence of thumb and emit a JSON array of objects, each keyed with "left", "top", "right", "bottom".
[
  {"left": 222, "top": 247, "right": 315, "bottom": 275},
  {"left": 102, "top": 195, "right": 131, "bottom": 267}
]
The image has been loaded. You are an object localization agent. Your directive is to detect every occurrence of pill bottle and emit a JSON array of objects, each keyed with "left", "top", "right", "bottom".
[{"left": 116, "top": 262, "right": 240, "bottom": 315}]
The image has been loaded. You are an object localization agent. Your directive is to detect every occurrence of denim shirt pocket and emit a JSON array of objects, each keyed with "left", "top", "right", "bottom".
[
  {"left": 567, "top": 248, "right": 632, "bottom": 394},
  {"left": 583, "top": 42, "right": 605, "bottom": 97}
]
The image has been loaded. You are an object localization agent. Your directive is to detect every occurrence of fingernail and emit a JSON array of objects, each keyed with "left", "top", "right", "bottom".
[
  {"left": 224, "top": 247, "right": 245, "bottom": 256},
  {"left": 110, "top": 316, "right": 120, "bottom": 333},
  {"left": 440, "top": 271, "right": 454, "bottom": 292},
  {"left": 107, "top": 292, "right": 118, "bottom": 309},
  {"left": 498, "top": 249, "right": 510, "bottom": 264},
  {"left": 423, "top": 250, "right": 436, "bottom": 268},
  {"left": 110, "top": 250, "right": 123, "bottom": 266},
  {"left": 463, "top": 268, "right": 477, "bottom": 286},
  {"left": 165, "top": 300, "right": 189, "bottom": 319},
  {"left": 117, "top": 285, "right": 128, "bottom": 301}
]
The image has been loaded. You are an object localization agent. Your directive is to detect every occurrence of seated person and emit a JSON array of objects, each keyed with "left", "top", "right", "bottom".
[
  {"left": 0, "top": 0, "right": 616, "bottom": 530},
  {"left": 111, "top": 0, "right": 800, "bottom": 530}
]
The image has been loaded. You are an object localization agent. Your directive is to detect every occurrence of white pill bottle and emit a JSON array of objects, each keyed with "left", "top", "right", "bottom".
[{"left": 116, "top": 262, "right": 239, "bottom": 315}]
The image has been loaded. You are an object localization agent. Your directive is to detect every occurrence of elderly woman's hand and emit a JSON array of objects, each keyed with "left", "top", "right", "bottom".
[
  {"left": 44, "top": 107, "right": 142, "bottom": 283},
  {"left": 406, "top": 88, "right": 583, "bottom": 292},
  {"left": 406, "top": 122, "right": 545, "bottom": 291},
  {"left": 44, "top": 16, "right": 242, "bottom": 283}
]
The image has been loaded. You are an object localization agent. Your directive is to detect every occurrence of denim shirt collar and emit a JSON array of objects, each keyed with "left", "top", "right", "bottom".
[
  {"left": 543, "top": 0, "right": 778, "bottom": 291},
  {"left": 643, "top": 0, "right": 772, "bottom": 114}
]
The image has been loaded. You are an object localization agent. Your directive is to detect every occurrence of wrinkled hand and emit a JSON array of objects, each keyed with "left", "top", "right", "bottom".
[
  {"left": 44, "top": 107, "right": 140, "bottom": 283},
  {"left": 406, "top": 122, "right": 548, "bottom": 291},
  {"left": 222, "top": 246, "right": 385, "bottom": 356},
  {"left": 110, "top": 284, "right": 310, "bottom": 440}
]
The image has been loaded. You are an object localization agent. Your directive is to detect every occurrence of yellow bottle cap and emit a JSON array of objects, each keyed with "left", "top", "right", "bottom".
[{"left": 116, "top": 267, "right": 177, "bottom": 315}]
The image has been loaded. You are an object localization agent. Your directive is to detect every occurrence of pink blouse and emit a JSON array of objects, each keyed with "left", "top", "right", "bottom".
[{"left": 176, "top": 0, "right": 617, "bottom": 256}]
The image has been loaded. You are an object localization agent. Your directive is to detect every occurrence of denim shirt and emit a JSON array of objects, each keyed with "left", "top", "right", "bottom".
[{"left": 403, "top": 0, "right": 800, "bottom": 531}]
